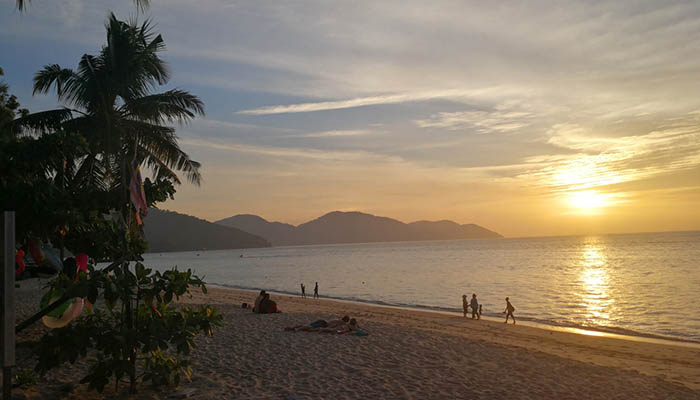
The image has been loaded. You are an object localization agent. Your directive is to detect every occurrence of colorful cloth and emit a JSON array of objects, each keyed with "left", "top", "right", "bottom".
[{"left": 129, "top": 161, "right": 148, "bottom": 225}]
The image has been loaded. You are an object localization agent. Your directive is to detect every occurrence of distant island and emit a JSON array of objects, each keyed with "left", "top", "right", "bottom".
[
  {"left": 216, "top": 211, "right": 502, "bottom": 246},
  {"left": 144, "top": 209, "right": 270, "bottom": 252}
]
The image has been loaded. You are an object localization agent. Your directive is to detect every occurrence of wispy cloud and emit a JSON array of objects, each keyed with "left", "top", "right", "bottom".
[
  {"left": 285, "top": 129, "right": 374, "bottom": 138},
  {"left": 515, "top": 114, "right": 700, "bottom": 192},
  {"left": 415, "top": 104, "right": 535, "bottom": 134},
  {"left": 235, "top": 87, "right": 522, "bottom": 115},
  {"left": 180, "top": 138, "right": 387, "bottom": 162}
]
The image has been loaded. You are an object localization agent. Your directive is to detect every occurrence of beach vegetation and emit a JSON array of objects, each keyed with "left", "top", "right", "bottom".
[
  {"left": 34, "top": 263, "right": 222, "bottom": 392},
  {"left": 1, "top": 13, "right": 221, "bottom": 395}
]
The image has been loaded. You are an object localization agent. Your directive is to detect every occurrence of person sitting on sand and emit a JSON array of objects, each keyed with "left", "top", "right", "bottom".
[
  {"left": 470, "top": 294, "right": 480, "bottom": 320},
  {"left": 462, "top": 294, "right": 469, "bottom": 318},
  {"left": 258, "top": 293, "right": 279, "bottom": 314},
  {"left": 253, "top": 290, "right": 266, "bottom": 313},
  {"left": 503, "top": 297, "right": 515, "bottom": 324}
]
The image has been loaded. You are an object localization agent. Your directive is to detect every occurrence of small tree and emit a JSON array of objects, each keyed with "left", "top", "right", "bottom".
[{"left": 34, "top": 263, "right": 222, "bottom": 392}]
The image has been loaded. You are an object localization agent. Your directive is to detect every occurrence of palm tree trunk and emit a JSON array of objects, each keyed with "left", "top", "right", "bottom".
[{"left": 120, "top": 155, "right": 137, "bottom": 394}]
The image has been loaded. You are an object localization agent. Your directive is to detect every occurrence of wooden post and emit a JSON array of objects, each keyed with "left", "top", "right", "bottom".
[{"left": 1, "top": 212, "right": 16, "bottom": 399}]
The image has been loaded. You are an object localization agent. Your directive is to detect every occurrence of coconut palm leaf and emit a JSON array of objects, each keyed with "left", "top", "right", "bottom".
[
  {"left": 10, "top": 108, "right": 74, "bottom": 134},
  {"left": 121, "top": 89, "right": 205, "bottom": 124}
]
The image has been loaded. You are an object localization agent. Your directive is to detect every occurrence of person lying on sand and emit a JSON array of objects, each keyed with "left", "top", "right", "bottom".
[
  {"left": 329, "top": 318, "right": 369, "bottom": 336},
  {"left": 285, "top": 316, "right": 350, "bottom": 332}
]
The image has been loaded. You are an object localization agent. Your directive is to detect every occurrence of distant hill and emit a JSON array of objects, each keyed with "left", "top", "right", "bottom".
[
  {"left": 144, "top": 209, "right": 270, "bottom": 252},
  {"left": 216, "top": 214, "right": 296, "bottom": 246},
  {"left": 216, "top": 211, "right": 502, "bottom": 246}
]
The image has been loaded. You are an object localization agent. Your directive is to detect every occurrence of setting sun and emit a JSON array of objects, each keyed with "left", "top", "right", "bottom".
[{"left": 568, "top": 190, "right": 609, "bottom": 211}]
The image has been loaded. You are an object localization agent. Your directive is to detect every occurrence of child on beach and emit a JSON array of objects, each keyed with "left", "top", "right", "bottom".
[
  {"left": 503, "top": 297, "right": 515, "bottom": 324},
  {"left": 314, "top": 282, "right": 319, "bottom": 299},
  {"left": 462, "top": 295, "right": 469, "bottom": 318},
  {"left": 300, "top": 283, "right": 306, "bottom": 298}
]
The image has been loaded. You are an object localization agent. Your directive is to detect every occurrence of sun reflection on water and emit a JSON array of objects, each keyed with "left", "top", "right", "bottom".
[{"left": 577, "top": 244, "right": 614, "bottom": 325}]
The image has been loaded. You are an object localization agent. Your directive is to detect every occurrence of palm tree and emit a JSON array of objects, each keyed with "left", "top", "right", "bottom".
[
  {"left": 19, "top": 14, "right": 204, "bottom": 393},
  {"left": 29, "top": 13, "right": 203, "bottom": 204},
  {"left": 16, "top": 0, "right": 150, "bottom": 12}
]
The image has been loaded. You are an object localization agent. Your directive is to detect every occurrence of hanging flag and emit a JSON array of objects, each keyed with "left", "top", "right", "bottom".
[{"left": 129, "top": 161, "right": 148, "bottom": 225}]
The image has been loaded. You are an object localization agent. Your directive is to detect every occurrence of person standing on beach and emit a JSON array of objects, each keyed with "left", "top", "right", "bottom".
[
  {"left": 314, "top": 282, "right": 319, "bottom": 299},
  {"left": 462, "top": 295, "right": 469, "bottom": 317},
  {"left": 470, "top": 294, "right": 480, "bottom": 320},
  {"left": 300, "top": 283, "right": 306, "bottom": 298},
  {"left": 503, "top": 297, "right": 516, "bottom": 324}
]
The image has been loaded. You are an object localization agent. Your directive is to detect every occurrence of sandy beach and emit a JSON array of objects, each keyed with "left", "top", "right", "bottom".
[{"left": 11, "top": 280, "right": 700, "bottom": 399}]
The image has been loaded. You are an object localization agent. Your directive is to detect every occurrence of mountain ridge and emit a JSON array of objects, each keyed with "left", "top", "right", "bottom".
[
  {"left": 216, "top": 211, "right": 502, "bottom": 246},
  {"left": 144, "top": 208, "right": 270, "bottom": 252}
]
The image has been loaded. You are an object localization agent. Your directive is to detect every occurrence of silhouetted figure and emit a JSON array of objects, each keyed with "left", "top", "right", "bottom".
[
  {"left": 253, "top": 290, "right": 266, "bottom": 312},
  {"left": 258, "top": 293, "right": 278, "bottom": 313},
  {"left": 300, "top": 283, "right": 306, "bottom": 298},
  {"left": 478, "top": 304, "right": 483, "bottom": 318},
  {"left": 462, "top": 294, "right": 469, "bottom": 318},
  {"left": 503, "top": 297, "right": 516, "bottom": 324},
  {"left": 314, "top": 282, "right": 319, "bottom": 299},
  {"left": 470, "top": 294, "right": 480, "bottom": 320}
]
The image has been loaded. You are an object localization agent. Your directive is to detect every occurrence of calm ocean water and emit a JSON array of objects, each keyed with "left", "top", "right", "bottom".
[{"left": 142, "top": 231, "right": 700, "bottom": 342}]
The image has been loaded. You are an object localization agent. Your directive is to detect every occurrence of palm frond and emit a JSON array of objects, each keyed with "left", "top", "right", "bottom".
[
  {"left": 124, "top": 120, "right": 202, "bottom": 185},
  {"left": 72, "top": 153, "right": 109, "bottom": 192},
  {"left": 104, "top": 13, "right": 169, "bottom": 102},
  {"left": 10, "top": 108, "right": 74, "bottom": 134},
  {"left": 33, "top": 65, "right": 87, "bottom": 108},
  {"left": 121, "top": 89, "right": 204, "bottom": 124}
]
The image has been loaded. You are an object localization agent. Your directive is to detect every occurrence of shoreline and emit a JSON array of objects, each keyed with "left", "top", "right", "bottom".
[
  {"left": 178, "top": 285, "right": 700, "bottom": 397},
  {"left": 13, "top": 278, "right": 700, "bottom": 398},
  {"left": 209, "top": 283, "right": 700, "bottom": 348}
]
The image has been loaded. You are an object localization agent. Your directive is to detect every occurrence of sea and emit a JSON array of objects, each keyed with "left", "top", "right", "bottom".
[{"left": 141, "top": 230, "right": 700, "bottom": 343}]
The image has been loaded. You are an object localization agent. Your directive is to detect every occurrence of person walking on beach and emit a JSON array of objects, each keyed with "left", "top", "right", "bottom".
[
  {"left": 470, "top": 294, "right": 480, "bottom": 320},
  {"left": 314, "top": 282, "right": 319, "bottom": 299},
  {"left": 503, "top": 297, "right": 516, "bottom": 324},
  {"left": 300, "top": 283, "right": 306, "bottom": 298},
  {"left": 462, "top": 295, "right": 469, "bottom": 318}
]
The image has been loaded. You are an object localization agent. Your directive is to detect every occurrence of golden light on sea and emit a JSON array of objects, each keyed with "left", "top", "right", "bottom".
[{"left": 578, "top": 244, "right": 614, "bottom": 324}]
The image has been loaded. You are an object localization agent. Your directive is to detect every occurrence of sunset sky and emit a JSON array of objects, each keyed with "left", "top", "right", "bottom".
[{"left": 2, "top": 0, "right": 700, "bottom": 237}]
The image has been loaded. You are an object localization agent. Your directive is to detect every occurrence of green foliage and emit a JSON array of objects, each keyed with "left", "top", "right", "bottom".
[
  {"left": 12, "top": 369, "right": 38, "bottom": 388},
  {"left": 0, "top": 68, "right": 29, "bottom": 142},
  {"left": 34, "top": 264, "right": 222, "bottom": 393}
]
